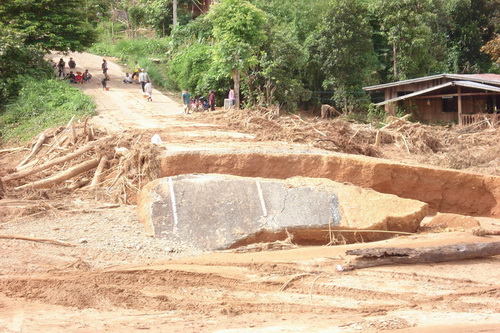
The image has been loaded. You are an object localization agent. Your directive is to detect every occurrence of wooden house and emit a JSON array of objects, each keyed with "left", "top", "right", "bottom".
[{"left": 363, "top": 74, "right": 500, "bottom": 126}]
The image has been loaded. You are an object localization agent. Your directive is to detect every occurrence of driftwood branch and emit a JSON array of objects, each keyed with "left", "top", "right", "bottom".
[
  {"left": 3, "top": 136, "right": 111, "bottom": 182},
  {"left": 16, "top": 133, "right": 47, "bottom": 168},
  {"left": 0, "top": 234, "right": 75, "bottom": 247},
  {"left": 15, "top": 158, "right": 100, "bottom": 190},
  {"left": 338, "top": 241, "right": 500, "bottom": 271}
]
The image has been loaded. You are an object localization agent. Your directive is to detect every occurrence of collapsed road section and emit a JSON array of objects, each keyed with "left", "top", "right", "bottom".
[{"left": 159, "top": 149, "right": 500, "bottom": 217}]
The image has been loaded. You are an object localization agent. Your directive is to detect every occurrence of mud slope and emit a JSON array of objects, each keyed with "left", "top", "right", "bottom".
[{"left": 160, "top": 149, "right": 500, "bottom": 217}]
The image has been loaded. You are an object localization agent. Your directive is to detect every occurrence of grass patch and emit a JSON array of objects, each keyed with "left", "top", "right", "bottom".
[{"left": 0, "top": 79, "right": 96, "bottom": 144}]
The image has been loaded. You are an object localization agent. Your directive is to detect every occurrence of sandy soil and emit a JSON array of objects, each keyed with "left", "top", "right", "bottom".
[{"left": 0, "top": 52, "right": 499, "bottom": 332}]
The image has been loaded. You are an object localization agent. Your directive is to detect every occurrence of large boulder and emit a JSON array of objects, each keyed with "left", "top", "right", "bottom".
[{"left": 137, "top": 174, "right": 428, "bottom": 250}]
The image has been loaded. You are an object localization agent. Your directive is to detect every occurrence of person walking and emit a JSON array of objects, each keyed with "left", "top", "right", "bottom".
[
  {"left": 144, "top": 80, "right": 153, "bottom": 102},
  {"left": 209, "top": 90, "right": 216, "bottom": 111},
  {"left": 139, "top": 68, "right": 150, "bottom": 92},
  {"left": 182, "top": 89, "right": 191, "bottom": 114}
]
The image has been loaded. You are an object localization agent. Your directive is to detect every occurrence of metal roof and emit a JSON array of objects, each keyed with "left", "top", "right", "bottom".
[
  {"left": 375, "top": 81, "right": 500, "bottom": 106},
  {"left": 364, "top": 73, "right": 500, "bottom": 91}
]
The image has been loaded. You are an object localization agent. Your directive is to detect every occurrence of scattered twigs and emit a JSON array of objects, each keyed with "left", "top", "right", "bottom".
[
  {"left": 279, "top": 273, "right": 313, "bottom": 291},
  {"left": 309, "top": 274, "right": 322, "bottom": 305},
  {"left": 0, "top": 147, "right": 29, "bottom": 154},
  {"left": 0, "top": 234, "right": 75, "bottom": 247}
]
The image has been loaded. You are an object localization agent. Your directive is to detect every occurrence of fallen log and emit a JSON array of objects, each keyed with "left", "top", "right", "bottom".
[
  {"left": 3, "top": 135, "right": 111, "bottom": 182},
  {"left": 16, "top": 133, "right": 47, "bottom": 168},
  {"left": 338, "top": 241, "right": 500, "bottom": 271},
  {"left": 0, "top": 235, "right": 75, "bottom": 247},
  {"left": 15, "top": 158, "right": 100, "bottom": 190}
]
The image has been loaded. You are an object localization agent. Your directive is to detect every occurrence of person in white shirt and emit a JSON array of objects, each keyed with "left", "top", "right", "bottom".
[
  {"left": 144, "top": 80, "right": 153, "bottom": 102},
  {"left": 123, "top": 73, "right": 133, "bottom": 83},
  {"left": 139, "top": 68, "right": 150, "bottom": 92}
]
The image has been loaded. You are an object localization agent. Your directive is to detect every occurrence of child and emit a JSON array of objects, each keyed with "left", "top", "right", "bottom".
[{"left": 144, "top": 80, "right": 153, "bottom": 101}]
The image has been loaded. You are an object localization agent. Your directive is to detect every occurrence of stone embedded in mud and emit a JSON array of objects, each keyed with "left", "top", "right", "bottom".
[
  {"left": 425, "top": 213, "right": 481, "bottom": 230},
  {"left": 137, "top": 174, "right": 428, "bottom": 251}
]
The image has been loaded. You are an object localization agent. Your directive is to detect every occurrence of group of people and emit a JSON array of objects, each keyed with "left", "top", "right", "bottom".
[
  {"left": 182, "top": 89, "right": 217, "bottom": 114},
  {"left": 122, "top": 61, "right": 153, "bottom": 101},
  {"left": 53, "top": 57, "right": 92, "bottom": 83}
]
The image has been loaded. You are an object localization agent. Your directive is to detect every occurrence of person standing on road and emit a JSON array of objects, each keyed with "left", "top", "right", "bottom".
[
  {"left": 57, "top": 58, "right": 65, "bottom": 78},
  {"left": 101, "top": 59, "right": 109, "bottom": 80},
  {"left": 139, "top": 68, "right": 150, "bottom": 92},
  {"left": 209, "top": 90, "right": 216, "bottom": 111},
  {"left": 182, "top": 89, "right": 191, "bottom": 114}
]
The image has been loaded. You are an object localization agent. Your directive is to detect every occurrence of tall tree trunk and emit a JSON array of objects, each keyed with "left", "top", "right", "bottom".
[
  {"left": 232, "top": 68, "right": 240, "bottom": 109},
  {"left": 173, "top": 0, "right": 178, "bottom": 28},
  {"left": 393, "top": 41, "right": 398, "bottom": 79}
]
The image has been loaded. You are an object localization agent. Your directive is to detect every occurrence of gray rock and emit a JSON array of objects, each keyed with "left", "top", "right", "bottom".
[{"left": 138, "top": 174, "right": 428, "bottom": 251}]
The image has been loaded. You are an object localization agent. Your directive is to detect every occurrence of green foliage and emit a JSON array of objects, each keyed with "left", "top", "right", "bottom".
[
  {"left": 169, "top": 16, "right": 213, "bottom": 52},
  {"left": 114, "top": 38, "right": 170, "bottom": 59},
  {"left": 249, "top": 22, "right": 310, "bottom": 108},
  {"left": 0, "top": 79, "right": 96, "bottom": 143},
  {"left": 0, "top": 0, "right": 97, "bottom": 52},
  {"left": 372, "top": 0, "right": 438, "bottom": 80},
  {"left": 0, "top": 24, "right": 54, "bottom": 103},
  {"left": 168, "top": 43, "right": 212, "bottom": 93},
  {"left": 208, "top": 0, "right": 267, "bottom": 72},
  {"left": 308, "top": 0, "right": 378, "bottom": 112},
  {"left": 445, "top": 0, "right": 496, "bottom": 73}
]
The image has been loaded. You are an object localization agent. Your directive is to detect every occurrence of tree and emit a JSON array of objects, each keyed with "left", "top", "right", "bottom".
[
  {"left": 0, "top": 0, "right": 97, "bottom": 52},
  {"left": 207, "top": 0, "right": 267, "bottom": 109},
  {"left": 308, "top": 0, "right": 378, "bottom": 112},
  {"left": 482, "top": 34, "right": 500, "bottom": 63},
  {"left": 446, "top": 0, "right": 497, "bottom": 73},
  {"left": 372, "top": 0, "right": 438, "bottom": 80}
]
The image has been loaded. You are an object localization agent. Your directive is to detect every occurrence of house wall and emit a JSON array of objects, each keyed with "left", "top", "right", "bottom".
[{"left": 410, "top": 99, "right": 456, "bottom": 123}]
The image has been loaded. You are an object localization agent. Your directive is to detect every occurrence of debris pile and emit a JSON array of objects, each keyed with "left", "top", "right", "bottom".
[
  {"left": 199, "top": 109, "right": 500, "bottom": 175},
  {"left": 1, "top": 120, "right": 164, "bottom": 204}
]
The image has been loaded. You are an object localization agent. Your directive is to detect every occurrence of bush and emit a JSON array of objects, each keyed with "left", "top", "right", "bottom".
[
  {"left": 168, "top": 43, "right": 213, "bottom": 94},
  {"left": 0, "top": 79, "right": 96, "bottom": 143}
]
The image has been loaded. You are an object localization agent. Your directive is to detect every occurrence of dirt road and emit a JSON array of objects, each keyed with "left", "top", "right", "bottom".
[{"left": 0, "top": 53, "right": 499, "bottom": 332}]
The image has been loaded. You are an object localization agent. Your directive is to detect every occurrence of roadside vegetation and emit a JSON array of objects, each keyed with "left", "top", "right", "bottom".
[
  {"left": 3, "top": 0, "right": 500, "bottom": 143},
  {"left": 0, "top": 79, "right": 95, "bottom": 143},
  {"left": 0, "top": 0, "right": 97, "bottom": 144}
]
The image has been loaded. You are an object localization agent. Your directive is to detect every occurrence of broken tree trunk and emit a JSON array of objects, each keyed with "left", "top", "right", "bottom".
[
  {"left": 90, "top": 155, "right": 108, "bottom": 187},
  {"left": 15, "top": 158, "right": 100, "bottom": 190},
  {"left": 338, "top": 241, "right": 500, "bottom": 271},
  {"left": 3, "top": 136, "right": 111, "bottom": 182}
]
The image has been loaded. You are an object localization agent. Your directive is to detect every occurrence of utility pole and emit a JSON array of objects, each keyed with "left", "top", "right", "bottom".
[{"left": 173, "top": 0, "right": 178, "bottom": 28}]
